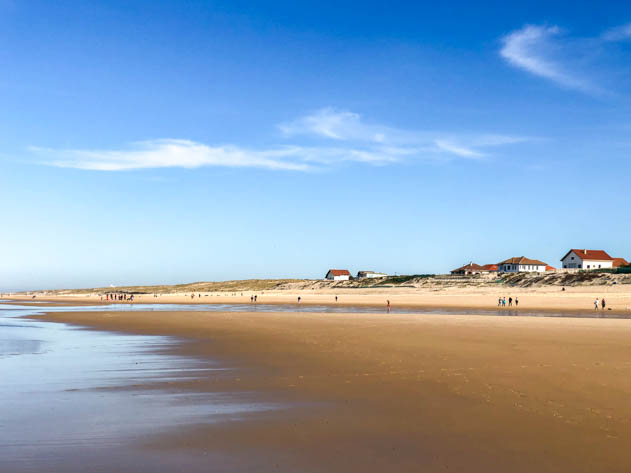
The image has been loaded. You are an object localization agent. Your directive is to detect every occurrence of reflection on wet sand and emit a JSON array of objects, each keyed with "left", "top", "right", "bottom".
[
  {"left": 3, "top": 299, "right": 629, "bottom": 318},
  {"left": 0, "top": 303, "right": 279, "bottom": 473}
]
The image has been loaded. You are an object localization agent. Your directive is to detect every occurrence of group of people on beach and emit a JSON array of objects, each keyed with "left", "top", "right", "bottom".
[
  {"left": 594, "top": 298, "right": 607, "bottom": 310},
  {"left": 104, "top": 293, "right": 133, "bottom": 302},
  {"left": 498, "top": 296, "right": 518, "bottom": 307}
]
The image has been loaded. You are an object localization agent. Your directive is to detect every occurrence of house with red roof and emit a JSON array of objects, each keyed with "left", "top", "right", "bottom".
[
  {"left": 612, "top": 257, "right": 629, "bottom": 268},
  {"left": 450, "top": 262, "right": 484, "bottom": 275},
  {"left": 560, "top": 249, "right": 614, "bottom": 270},
  {"left": 451, "top": 262, "right": 498, "bottom": 275},
  {"left": 325, "top": 269, "right": 351, "bottom": 281},
  {"left": 498, "top": 256, "right": 547, "bottom": 273}
]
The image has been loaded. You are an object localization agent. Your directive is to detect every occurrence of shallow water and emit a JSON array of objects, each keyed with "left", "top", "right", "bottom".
[
  {"left": 0, "top": 303, "right": 278, "bottom": 472},
  {"left": 3, "top": 299, "right": 628, "bottom": 319}
]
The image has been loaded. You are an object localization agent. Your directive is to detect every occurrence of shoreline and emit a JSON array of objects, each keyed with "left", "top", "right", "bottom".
[
  {"left": 5, "top": 289, "right": 631, "bottom": 317},
  {"left": 26, "top": 306, "right": 631, "bottom": 472}
]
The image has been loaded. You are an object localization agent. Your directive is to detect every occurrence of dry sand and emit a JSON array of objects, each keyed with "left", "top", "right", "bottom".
[
  {"left": 33, "top": 308, "right": 631, "bottom": 472},
  {"left": 8, "top": 283, "right": 631, "bottom": 314}
]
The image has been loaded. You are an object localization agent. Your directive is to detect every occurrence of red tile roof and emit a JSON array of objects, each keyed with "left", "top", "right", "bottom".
[
  {"left": 613, "top": 257, "right": 629, "bottom": 268},
  {"left": 546, "top": 265, "right": 556, "bottom": 271},
  {"left": 327, "top": 269, "right": 351, "bottom": 276},
  {"left": 481, "top": 264, "right": 498, "bottom": 271},
  {"left": 561, "top": 249, "right": 613, "bottom": 261},
  {"left": 499, "top": 256, "right": 547, "bottom": 266},
  {"left": 451, "top": 262, "right": 483, "bottom": 273}
]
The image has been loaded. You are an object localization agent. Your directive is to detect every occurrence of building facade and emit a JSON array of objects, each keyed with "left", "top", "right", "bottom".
[
  {"left": 356, "top": 271, "right": 388, "bottom": 279},
  {"left": 560, "top": 249, "right": 614, "bottom": 270},
  {"left": 498, "top": 257, "right": 547, "bottom": 273},
  {"left": 325, "top": 269, "right": 351, "bottom": 281}
]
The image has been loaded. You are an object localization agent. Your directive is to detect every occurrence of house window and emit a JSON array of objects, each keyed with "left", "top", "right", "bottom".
[
  {"left": 587, "top": 265, "right": 590, "bottom": 269},
  {"left": 571, "top": 256, "right": 574, "bottom": 260}
]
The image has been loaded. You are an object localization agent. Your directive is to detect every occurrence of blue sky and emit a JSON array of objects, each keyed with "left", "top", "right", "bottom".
[{"left": 1, "top": 1, "right": 631, "bottom": 291}]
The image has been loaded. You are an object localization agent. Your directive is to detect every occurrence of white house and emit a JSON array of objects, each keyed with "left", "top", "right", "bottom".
[
  {"left": 325, "top": 269, "right": 351, "bottom": 281},
  {"left": 561, "top": 249, "right": 614, "bottom": 270},
  {"left": 498, "top": 256, "right": 547, "bottom": 273},
  {"left": 357, "top": 271, "right": 388, "bottom": 279}
]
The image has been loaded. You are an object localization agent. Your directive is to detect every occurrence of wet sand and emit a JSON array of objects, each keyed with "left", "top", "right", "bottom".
[
  {"left": 1, "top": 303, "right": 286, "bottom": 473},
  {"left": 32, "top": 308, "right": 631, "bottom": 472}
]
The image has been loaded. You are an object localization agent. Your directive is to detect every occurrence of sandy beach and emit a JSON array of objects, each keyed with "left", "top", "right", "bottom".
[
  {"left": 29, "top": 307, "right": 631, "bottom": 472},
  {"left": 8, "top": 283, "right": 631, "bottom": 314}
]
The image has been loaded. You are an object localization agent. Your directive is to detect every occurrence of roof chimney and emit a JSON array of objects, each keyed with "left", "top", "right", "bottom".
[{"left": 583, "top": 249, "right": 587, "bottom": 255}]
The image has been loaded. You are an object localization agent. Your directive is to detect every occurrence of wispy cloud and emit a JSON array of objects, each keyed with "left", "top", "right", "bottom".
[
  {"left": 31, "top": 140, "right": 314, "bottom": 171},
  {"left": 279, "top": 107, "right": 525, "bottom": 158},
  {"left": 500, "top": 22, "right": 631, "bottom": 94},
  {"left": 500, "top": 25, "right": 597, "bottom": 93},
  {"left": 279, "top": 108, "right": 386, "bottom": 142},
  {"left": 602, "top": 23, "right": 631, "bottom": 42},
  {"left": 33, "top": 109, "right": 526, "bottom": 172}
]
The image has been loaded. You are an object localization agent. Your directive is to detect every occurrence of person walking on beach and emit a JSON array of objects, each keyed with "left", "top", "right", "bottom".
[
  {"left": 502, "top": 297, "right": 506, "bottom": 307},
  {"left": 602, "top": 298, "right": 606, "bottom": 310},
  {"left": 498, "top": 296, "right": 502, "bottom": 307},
  {"left": 387, "top": 300, "right": 391, "bottom": 313},
  {"left": 335, "top": 296, "right": 338, "bottom": 302},
  {"left": 515, "top": 297, "right": 519, "bottom": 307},
  {"left": 254, "top": 295, "right": 257, "bottom": 303},
  {"left": 509, "top": 297, "right": 513, "bottom": 307},
  {"left": 250, "top": 295, "right": 254, "bottom": 303},
  {"left": 594, "top": 298, "right": 599, "bottom": 310},
  {"left": 297, "top": 296, "right": 301, "bottom": 304}
]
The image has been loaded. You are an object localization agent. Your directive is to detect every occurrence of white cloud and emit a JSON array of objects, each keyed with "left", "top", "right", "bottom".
[
  {"left": 279, "top": 107, "right": 393, "bottom": 143},
  {"left": 33, "top": 109, "right": 526, "bottom": 172},
  {"left": 280, "top": 108, "right": 524, "bottom": 157},
  {"left": 32, "top": 140, "right": 313, "bottom": 172},
  {"left": 602, "top": 23, "right": 631, "bottom": 41},
  {"left": 500, "top": 25, "right": 596, "bottom": 93},
  {"left": 500, "top": 22, "right": 631, "bottom": 94},
  {"left": 433, "top": 140, "right": 484, "bottom": 158}
]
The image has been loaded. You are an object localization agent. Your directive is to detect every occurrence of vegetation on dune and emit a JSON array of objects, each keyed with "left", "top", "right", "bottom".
[
  {"left": 374, "top": 274, "right": 434, "bottom": 285},
  {"left": 29, "top": 271, "right": 631, "bottom": 295},
  {"left": 50, "top": 279, "right": 305, "bottom": 295}
]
